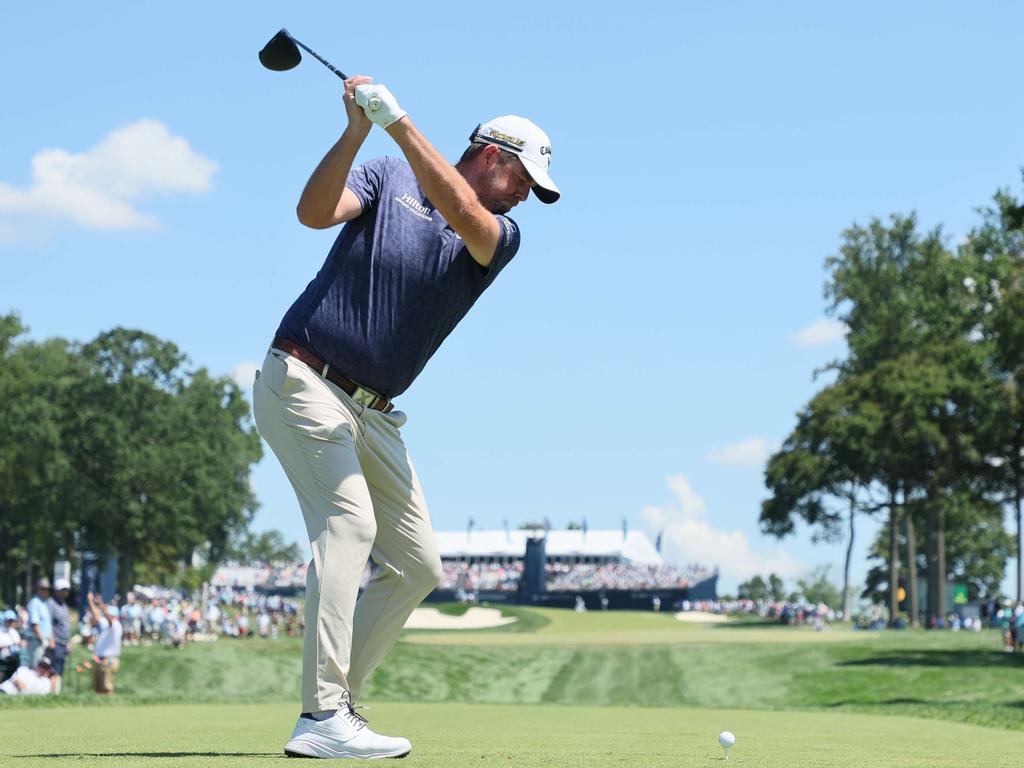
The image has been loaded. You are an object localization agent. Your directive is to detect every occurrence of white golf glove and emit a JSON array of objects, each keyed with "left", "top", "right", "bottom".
[{"left": 354, "top": 84, "right": 406, "bottom": 129}]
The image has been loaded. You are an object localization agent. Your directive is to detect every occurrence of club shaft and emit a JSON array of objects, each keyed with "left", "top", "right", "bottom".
[{"left": 292, "top": 38, "right": 347, "bottom": 80}]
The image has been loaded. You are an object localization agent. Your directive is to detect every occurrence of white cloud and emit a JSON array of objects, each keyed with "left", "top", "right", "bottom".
[
  {"left": 230, "top": 361, "right": 260, "bottom": 390},
  {"left": 643, "top": 474, "right": 803, "bottom": 584},
  {"left": 706, "top": 437, "right": 771, "bottom": 468},
  {"left": 0, "top": 119, "right": 216, "bottom": 232},
  {"left": 791, "top": 317, "right": 848, "bottom": 348}
]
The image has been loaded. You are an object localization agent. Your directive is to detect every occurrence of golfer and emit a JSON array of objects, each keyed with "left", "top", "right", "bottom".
[{"left": 253, "top": 75, "right": 558, "bottom": 760}]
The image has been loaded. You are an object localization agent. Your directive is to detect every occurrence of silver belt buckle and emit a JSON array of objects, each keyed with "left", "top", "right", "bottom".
[{"left": 351, "top": 387, "right": 378, "bottom": 408}]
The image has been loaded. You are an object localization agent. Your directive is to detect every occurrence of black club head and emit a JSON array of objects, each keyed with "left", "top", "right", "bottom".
[{"left": 259, "top": 29, "right": 301, "bottom": 72}]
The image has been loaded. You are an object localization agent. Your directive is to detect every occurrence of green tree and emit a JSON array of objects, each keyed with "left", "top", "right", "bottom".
[
  {"left": 230, "top": 529, "right": 304, "bottom": 564},
  {"left": 762, "top": 376, "right": 884, "bottom": 621},
  {"left": 797, "top": 565, "right": 842, "bottom": 608},
  {"left": 737, "top": 575, "right": 769, "bottom": 601},
  {"left": 822, "top": 213, "right": 1001, "bottom": 626},
  {"left": 69, "top": 328, "right": 262, "bottom": 594},
  {"left": 0, "top": 316, "right": 82, "bottom": 603},
  {"left": 963, "top": 185, "right": 1024, "bottom": 602},
  {"left": 767, "top": 573, "right": 786, "bottom": 603},
  {"left": 864, "top": 492, "right": 1010, "bottom": 605}
]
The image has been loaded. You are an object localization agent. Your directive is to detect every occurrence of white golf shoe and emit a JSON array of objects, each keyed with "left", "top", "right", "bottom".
[{"left": 284, "top": 699, "right": 411, "bottom": 759}]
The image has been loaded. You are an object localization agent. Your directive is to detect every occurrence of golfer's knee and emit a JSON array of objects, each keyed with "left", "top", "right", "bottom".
[
  {"left": 327, "top": 512, "right": 376, "bottom": 549},
  {"left": 408, "top": 554, "right": 442, "bottom": 596}
]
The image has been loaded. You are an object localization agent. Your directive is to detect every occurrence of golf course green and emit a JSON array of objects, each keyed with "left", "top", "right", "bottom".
[{"left": 1, "top": 606, "right": 1022, "bottom": 767}]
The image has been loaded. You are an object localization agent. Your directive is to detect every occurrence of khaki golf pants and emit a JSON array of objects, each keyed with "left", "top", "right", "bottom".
[
  {"left": 93, "top": 657, "right": 120, "bottom": 694},
  {"left": 253, "top": 348, "right": 441, "bottom": 713}
]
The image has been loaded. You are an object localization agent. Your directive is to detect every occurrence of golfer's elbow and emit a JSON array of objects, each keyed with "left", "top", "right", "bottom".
[{"left": 296, "top": 202, "right": 333, "bottom": 229}]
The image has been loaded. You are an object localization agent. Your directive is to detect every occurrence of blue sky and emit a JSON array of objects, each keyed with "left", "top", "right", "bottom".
[{"left": 2, "top": 3, "right": 1022, "bottom": 596}]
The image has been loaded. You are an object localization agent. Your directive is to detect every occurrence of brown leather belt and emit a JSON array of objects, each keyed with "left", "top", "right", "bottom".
[{"left": 271, "top": 336, "right": 394, "bottom": 413}]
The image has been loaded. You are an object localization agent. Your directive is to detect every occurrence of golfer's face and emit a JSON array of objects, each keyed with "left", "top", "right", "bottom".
[{"left": 484, "top": 157, "right": 532, "bottom": 214}]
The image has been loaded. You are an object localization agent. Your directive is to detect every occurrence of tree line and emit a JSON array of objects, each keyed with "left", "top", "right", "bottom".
[
  {"left": 761, "top": 180, "right": 1024, "bottom": 626},
  {"left": 736, "top": 568, "right": 841, "bottom": 608},
  {"left": 0, "top": 317, "right": 267, "bottom": 604}
]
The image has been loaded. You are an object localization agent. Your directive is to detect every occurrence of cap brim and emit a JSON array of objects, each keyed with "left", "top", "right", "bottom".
[{"left": 520, "top": 156, "right": 560, "bottom": 204}]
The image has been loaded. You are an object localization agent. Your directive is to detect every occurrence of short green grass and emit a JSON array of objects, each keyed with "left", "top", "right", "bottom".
[
  {"left": 2, "top": 701, "right": 1023, "bottom": 768},
  {"left": 2, "top": 605, "right": 1022, "bottom": 766}
]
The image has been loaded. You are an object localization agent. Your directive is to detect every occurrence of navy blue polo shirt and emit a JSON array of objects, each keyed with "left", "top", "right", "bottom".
[{"left": 276, "top": 156, "right": 520, "bottom": 399}]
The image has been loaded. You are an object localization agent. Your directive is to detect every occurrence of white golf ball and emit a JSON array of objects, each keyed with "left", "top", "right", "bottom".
[{"left": 719, "top": 731, "right": 736, "bottom": 748}]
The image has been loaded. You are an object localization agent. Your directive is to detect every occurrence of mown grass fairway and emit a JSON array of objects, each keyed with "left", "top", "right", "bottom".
[
  {"left": 3, "top": 701, "right": 1024, "bottom": 768},
  {"left": 1, "top": 606, "right": 1022, "bottom": 766}
]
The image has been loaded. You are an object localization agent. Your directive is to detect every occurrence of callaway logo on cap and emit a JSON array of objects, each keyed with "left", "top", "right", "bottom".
[{"left": 470, "top": 116, "right": 560, "bottom": 204}]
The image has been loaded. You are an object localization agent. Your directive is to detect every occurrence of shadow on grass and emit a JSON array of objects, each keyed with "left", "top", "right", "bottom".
[
  {"left": 826, "top": 697, "right": 1024, "bottom": 709},
  {"left": 710, "top": 620, "right": 785, "bottom": 630},
  {"left": 13, "top": 752, "right": 280, "bottom": 759},
  {"left": 839, "top": 650, "right": 1024, "bottom": 669},
  {"left": 825, "top": 697, "right": 929, "bottom": 707}
]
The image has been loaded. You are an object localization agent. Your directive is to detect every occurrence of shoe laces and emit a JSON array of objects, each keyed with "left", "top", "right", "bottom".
[{"left": 339, "top": 694, "right": 368, "bottom": 730}]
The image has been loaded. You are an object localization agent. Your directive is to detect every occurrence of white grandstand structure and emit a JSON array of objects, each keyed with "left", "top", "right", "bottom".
[{"left": 434, "top": 529, "right": 662, "bottom": 566}]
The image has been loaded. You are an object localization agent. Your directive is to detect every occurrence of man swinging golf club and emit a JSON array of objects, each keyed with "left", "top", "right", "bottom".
[{"left": 253, "top": 74, "right": 559, "bottom": 759}]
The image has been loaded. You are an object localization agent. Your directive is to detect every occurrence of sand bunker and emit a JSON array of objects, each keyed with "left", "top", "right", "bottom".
[
  {"left": 674, "top": 611, "right": 729, "bottom": 624},
  {"left": 405, "top": 606, "right": 517, "bottom": 630}
]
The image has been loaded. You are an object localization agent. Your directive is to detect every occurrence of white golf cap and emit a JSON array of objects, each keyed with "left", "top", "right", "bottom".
[
  {"left": 54, "top": 578, "right": 71, "bottom": 591},
  {"left": 470, "top": 115, "right": 560, "bottom": 204}
]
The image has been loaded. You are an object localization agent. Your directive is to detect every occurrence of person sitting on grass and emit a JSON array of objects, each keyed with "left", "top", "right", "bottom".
[
  {"left": 0, "top": 655, "right": 54, "bottom": 696},
  {"left": 0, "top": 610, "right": 22, "bottom": 678}
]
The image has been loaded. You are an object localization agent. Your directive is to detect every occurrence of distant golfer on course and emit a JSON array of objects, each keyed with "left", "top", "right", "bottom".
[{"left": 253, "top": 75, "right": 559, "bottom": 760}]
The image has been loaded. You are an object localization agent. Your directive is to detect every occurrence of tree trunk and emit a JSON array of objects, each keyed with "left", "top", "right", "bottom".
[
  {"left": 935, "top": 505, "right": 946, "bottom": 623},
  {"left": 118, "top": 541, "right": 134, "bottom": 599},
  {"left": 1016, "top": 469, "right": 1022, "bottom": 604},
  {"left": 926, "top": 500, "right": 947, "bottom": 627},
  {"left": 888, "top": 488, "right": 900, "bottom": 627},
  {"left": 905, "top": 508, "right": 918, "bottom": 628},
  {"left": 24, "top": 532, "right": 33, "bottom": 604},
  {"left": 842, "top": 489, "right": 855, "bottom": 621},
  {"left": 926, "top": 502, "right": 937, "bottom": 627}
]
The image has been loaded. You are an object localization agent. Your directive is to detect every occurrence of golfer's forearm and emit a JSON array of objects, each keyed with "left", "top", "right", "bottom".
[
  {"left": 297, "top": 126, "right": 370, "bottom": 227},
  {"left": 386, "top": 118, "right": 489, "bottom": 235}
]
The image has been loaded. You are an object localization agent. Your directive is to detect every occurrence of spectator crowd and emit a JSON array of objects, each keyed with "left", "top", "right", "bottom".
[
  {"left": 5, "top": 567, "right": 1021, "bottom": 701},
  {"left": 436, "top": 561, "right": 712, "bottom": 596},
  {"left": 1, "top": 577, "right": 121, "bottom": 697},
  {"left": 1, "top": 577, "right": 304, "bottom": 698}
]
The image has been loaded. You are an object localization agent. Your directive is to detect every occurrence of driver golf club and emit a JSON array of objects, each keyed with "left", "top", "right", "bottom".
[{"left": 259, "top": 28, "right": 381, "bottom": 111}]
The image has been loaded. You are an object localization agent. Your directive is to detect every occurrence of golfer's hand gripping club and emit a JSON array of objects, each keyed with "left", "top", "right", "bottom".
[{"left": 355, "top": 84, "right": 406, "bottom": 129}]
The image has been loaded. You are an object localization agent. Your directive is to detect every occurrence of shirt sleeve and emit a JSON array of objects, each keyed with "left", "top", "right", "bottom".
[
  {"left": 27, "top": 600, "right": 42, "bottom": 626},
  {"left": 486, "top": 215, "right": 521, "bottom": 277},
  {"left": 345, "top": 156, "right": 389, "bottom": 212}
]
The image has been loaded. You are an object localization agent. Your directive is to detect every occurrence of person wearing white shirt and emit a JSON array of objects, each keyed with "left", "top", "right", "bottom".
[
  {"left": 86, "top": 592, "right": 123, "bottom": 694},
  {"left": 0, "top": 656, "right": 54, "bottom": 696},
  {"left": 0, "top": 611, "right": 23, "bottom": 679}
]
